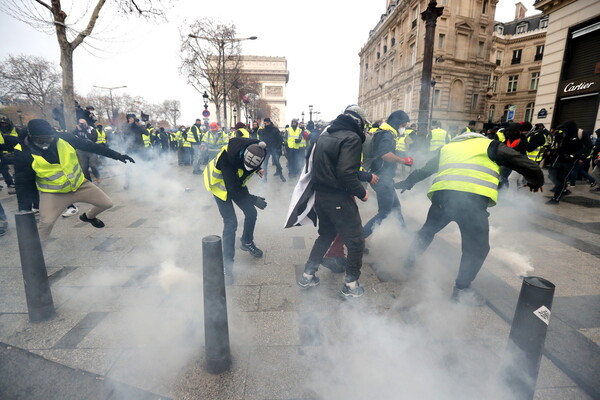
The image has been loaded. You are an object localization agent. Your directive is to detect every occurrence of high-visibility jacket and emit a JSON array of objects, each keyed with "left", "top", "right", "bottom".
[
  {"left": 287, "top": 126, "right": 306, "bottom": 149},
  {"left": 189, "top": 125, "right": 203, "bottom": 143},
  {"left": 496, "top": 130, "right": 505, "bottom": 142},
  {"left": 95, "top": 128, "right": 107, "bottom": 144},
  {"left": 237, "top": 128, "right": 250, "bottom": 138},
  {"left": 15, "top": 139, "right": 85, "bottom": 193},
  {"left": 203, "top": 145, "right": 253, "bottom": 201},
  {"left": 142, "top": 132, "right": 152, "bottom": 148},
  {"left": 182, "top": 131, "right": 192, "bottom": 148},
  {"left": 429, "top": 137, "right": 500, "bottom": 206},
  {"left": 396, "top": 135, "right": 407, "bottom": 153},
  {"left": 526, "top": 133, "right": 545, "bottom": 162},
  {"left": 429, "top": 128, "right": 449, "bottom": 151},
  {"left": 7, "top": 127, "right": 18, "bottom": 137}
]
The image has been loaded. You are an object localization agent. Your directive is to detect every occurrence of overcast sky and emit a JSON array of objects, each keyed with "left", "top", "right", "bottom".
[{"left": 0, "top": 0, "right": 539, "bottom": 126}]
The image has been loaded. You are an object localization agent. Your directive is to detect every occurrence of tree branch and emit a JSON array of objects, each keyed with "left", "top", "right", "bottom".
[
  {"left": 33, "top": 0, "right": 52, "bottom": 11},
  {"left": 70, "top": 0, "right": 107, "bottom": 49}
]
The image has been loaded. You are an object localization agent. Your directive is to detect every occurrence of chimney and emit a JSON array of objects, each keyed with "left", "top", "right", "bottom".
[{"left": 515, "top": 2, "right": 527, "bottom": 20}]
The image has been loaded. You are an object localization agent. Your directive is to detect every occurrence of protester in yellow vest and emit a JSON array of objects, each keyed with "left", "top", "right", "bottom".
[
  {"left": 233, "top": 122, "right": 251, "bottom": 138},
  {"left": 394, "top": 131, "right": 544, "bottom": 305},
  {"left": 94, "top": 124, "right": 107, "bottom": 145},
  {"left": 13, "top": 119, "right": 135, "bottom": 241},
  {"left": 286, "top": 119, "right": 306, "bottom": 178},
  {"left": 428, "top": 120, "right": 450, "bottom": 152},
  {"left": 203, "top": 138, "right": 268, "bottom": 284}
]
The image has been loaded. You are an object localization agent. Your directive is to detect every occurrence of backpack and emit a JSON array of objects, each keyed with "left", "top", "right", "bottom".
[{"left": 361, "top": 129, "right": 384, "bottom": 173}]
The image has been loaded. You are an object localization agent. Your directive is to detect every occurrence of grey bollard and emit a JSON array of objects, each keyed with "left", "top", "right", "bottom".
[
  {"left": 504, "top": 276, "right": 555, "bottom": 400},
  {"left": 202, "top": 235, "right": 231, "bottom": 373},
  {"left": 15, "top": 212, "right": 55, "bottom": 323}
]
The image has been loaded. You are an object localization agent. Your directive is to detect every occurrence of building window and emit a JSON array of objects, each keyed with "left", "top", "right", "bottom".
[
  {"left": 511, "top": 49, "right": 522, "bottom": 64},
  {"left": 492, "top": 75, "right": 498, "bottom": 92},
  {"left": 507, "top": 75, "right": 519, "bottom": 92},
  {"left": 482, "top": 0, "right": 489, "bottom": 14},
  {"left": 471, "top": 93, "right": 480, "bottom": 110},
  {"left": 433, "top": 89, "right": 441, "bottom": 107},
  {"left": 534, "top": 45, "right": 544, "bottom": 61},
  {"left": 384, "top": 45, "right": 388, "bottom": 54},
  {"left": 524, "top": 102, "right": 535, "bottom": 122},
  {"left": 365, "top": 62, "right": 369, "bottom": 70},
  {"left": 410, "top": 43, "right": 416, "bottom": 66},
  {"left": 496, "top": 50, "right": 502, "bottom": 66},
  {"left": 438, "top": 33, "right": 445, "bottom": 49},
  {"left": 516, "top": 24, "right": 527, "bottom": 34},
  {"left": 391, "top": 37, "right": 396, "bottom": 47},
  {"left": 530, "top": 72, "right": 540, "bottom": 90},
  {"left": 412, "top": 6, "right": 419, "bottom": 29},
  {"left": 540, "top": 18, "right": 548, "bottom": 29},
  {"left": 496, "top": 25, "right": 504, "bottom": 34},
  {"left": 502, "top": 104, "right": 511, "bottom": 121},
  {"left": 488, "top": 104, "right": 495, "bottom": 123},
  {"left": 377, "top": 51, "right": 380, "bottom": 60},
  {"left": 478, "top": 41, "right": 485, "bottom": 57},
  {"left": 390, "top": 59, "right": 394, "bottom": 78}
]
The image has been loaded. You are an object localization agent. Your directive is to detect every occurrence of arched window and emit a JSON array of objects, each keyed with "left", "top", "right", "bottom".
[
  {"left": 524, "top": 102, "right": 535, "bottom": 122},
  {"left": 502, "top": 104, "right": 511, "bottom": 122},
  {"left": 405, "top": 86, "right": 413, "bottom": 112},
  {"left": 450, "top": 80, "right": 464, "bottom": 111},
  {"left": 488, "top": 105, "right": 495, "bottom": 123}
]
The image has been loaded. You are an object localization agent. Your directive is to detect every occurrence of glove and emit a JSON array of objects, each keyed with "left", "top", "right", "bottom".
[
  {"left": 403, "top": 157, "right": 414, "bottom": 166},
  {"left": 394, "top": 180, "right": 413, "bottom": 191},
  {"left": 294, "top": 138, "right": 302, "bottom": 143},
  {"left": 254, "top": 196, "right": 267, "bottom": 210},
  {"left": 119, "top": 154, "right": 135, "bottom": 163},
  {"left": 525, "top": 183, "right": 544, "bottom": 193}
]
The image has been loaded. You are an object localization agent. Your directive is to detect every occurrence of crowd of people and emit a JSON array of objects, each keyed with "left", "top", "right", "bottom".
[{"left": 1, "top": 104, "right": 599, "bottom": 303}]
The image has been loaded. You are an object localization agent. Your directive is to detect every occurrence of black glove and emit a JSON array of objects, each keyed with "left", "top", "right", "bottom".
[
  {"left": 394, "top": 180, "right": 413, "bottom": 191},
  {"left": 294, "top": 138, "right": 302, "bottom": 143},
  {"left": 119, "top": 154, "right": 135, "bottom": 163},
  {"left": 254, "top": 196, "right": 267, "bottom": 210}
]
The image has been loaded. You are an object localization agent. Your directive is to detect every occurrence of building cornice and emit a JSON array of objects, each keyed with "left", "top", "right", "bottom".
[{"left": 534, "top": 0, "right": 577, "bottom": 14}]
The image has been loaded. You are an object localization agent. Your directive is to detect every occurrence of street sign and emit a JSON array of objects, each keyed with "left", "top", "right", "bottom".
[
  {"left": 537, "top": 108, "right": 548, "bottom": 119},
  {"left": 507, "top": 105, "right": 516, "bottom": 121},
  {"left": 202, "top": 110, "right": 210, "bottom": 118}
]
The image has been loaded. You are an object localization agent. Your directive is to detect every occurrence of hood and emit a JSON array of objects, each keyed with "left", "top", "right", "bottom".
[
  {"left": 327, "top": 114, "right": 366, "bottom": 143},
  {"left": 557, "top": 120, "right": 578, "bottom": 136}
]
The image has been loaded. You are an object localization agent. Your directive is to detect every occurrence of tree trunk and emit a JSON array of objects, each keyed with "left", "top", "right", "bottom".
[{"left": 59, "top": 45, "right": 76, "bottom": 131}]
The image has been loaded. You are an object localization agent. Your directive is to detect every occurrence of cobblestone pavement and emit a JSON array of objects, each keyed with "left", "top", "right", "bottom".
[{"left": 1, "top": 156, "right": 598, "bottom": 399}]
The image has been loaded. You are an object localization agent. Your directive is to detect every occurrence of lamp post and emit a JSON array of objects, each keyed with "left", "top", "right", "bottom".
[
  {"left": 429, "top": 78, "right": 436, "bottom": 133},
  {"left": 188, "top": 34, "right": 257, "bottom": 127},
  {"left": 233, "top": 107, "right": 237, "bottom": 125},
  {"left": 417, "top": 1, "right": 444, "bottom": 136},
  {"left": 203, "top": 91, "right": 209, "bottom": 110},
  {"left": 93, "top": 85, "right": 127, "bottom": 126},
  {"left": 301, "top": 112, "right": 305, "bottom": 123},
  {"left": 171, "top": 101, "right": 180, "bottom": 127},
  {"left": 309, "top": 105, "right": 313, "bottom": 122},
  {"left": 16, "top": 110, "right": 23, "bottom": 127}
]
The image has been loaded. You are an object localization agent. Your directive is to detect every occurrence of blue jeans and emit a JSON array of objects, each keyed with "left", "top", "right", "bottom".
[
  {"left": 214, "top": 193, "right": 257, "bottom": 265},
  {"left": 263, "top": 148, "right": 283, "bottom": 177}
]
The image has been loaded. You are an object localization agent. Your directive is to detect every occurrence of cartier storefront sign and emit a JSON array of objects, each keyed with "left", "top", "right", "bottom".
[{"left": 558, "top": 76, "right": 600, "bottom": 98}]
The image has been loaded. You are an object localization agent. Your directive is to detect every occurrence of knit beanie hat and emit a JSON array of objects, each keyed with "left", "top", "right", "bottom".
[
  {"left": 243, "top": 141, "right": 267, "bottom": 170},
  {"left": 235, "top": 122, "right": 246, "bottom": 129},
  {"left": 27, "top": 119, "right": 56, "bottom": 136},
  {"left": 386, "top": 110, "right": 410, "bottom": 130}
]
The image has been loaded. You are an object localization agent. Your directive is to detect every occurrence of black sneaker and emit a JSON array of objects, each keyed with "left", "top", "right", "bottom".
[
  {"left": 341, "top": 280, "right": 364, "bottom": 298},
  {"left": 240, "top": 241, "right": 263, "bottom": 257},
  {"left": 298, "top": 273, "right": 320, "bottom": 288},
  {"left": 280, "top": 175, "right": 287, "bottom": 182},
  {"left": 79, "top": 213, "right": 105, "bottom": 228},
  {"left": 451, "top": 287, "right": 486, "bottom": 307},
  {"left": 562, "top": 189, "right": 572, "bottom": 196},
  {"left": 546, "top": 198, "right": 559, "bottom": 205}
]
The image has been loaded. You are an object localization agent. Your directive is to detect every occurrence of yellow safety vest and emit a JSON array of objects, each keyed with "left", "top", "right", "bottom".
[
  {"left": 188, "top": 125, "right": 202, "bottom": 143},
  {"left": 429, "top": 137, "right": 500, "bottom": 206},
  {"left": 142, "top": 133, "right": 152, "bottom": 148},
  {"left": 15, "top": 139, "right": 85, "bottom": 193},
  {"left": 8, "top": 128, "right": 18, "bottom": 137},
  {"left": 203, "top": 145, "right": 253, "bottom": 201},
  {"left": 526, "top": 133, "right": 544, "bottom": 162},
  {"left": 237, "top": 128, "right": 250, "bottom": 138},
  {"left": 496, "top": 130, "right": 505, "bottom": 142},
  {"left": 182, "top": 131, "right": 192, "bottom": 148},
  {"left": 96, "top": 128, "right": 107, "bottom": 144},
  {"left": 429, "top": 128, "right": 448, "bottom": 151},
  {"left": 287, "top": 127, "right": 305, "bottom": 149}
]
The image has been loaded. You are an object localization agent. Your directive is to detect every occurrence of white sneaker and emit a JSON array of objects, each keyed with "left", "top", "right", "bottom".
[{"left": 61, "top": 205, "right": 79, "bottom": 218}]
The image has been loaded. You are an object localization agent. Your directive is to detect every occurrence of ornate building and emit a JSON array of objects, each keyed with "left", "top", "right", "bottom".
[
  {"left": 532, "top": 0, "right": 599, "bottom": 133},
  {"left": 237, "top": 56, "right": 289, "bottom": 128},
  {"left": 359, "top": 0, "right": 498, "bottom": 134}
]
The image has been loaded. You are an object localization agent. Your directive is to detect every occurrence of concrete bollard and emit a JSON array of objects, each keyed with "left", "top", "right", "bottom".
[
  {"left": 202, "top": 235, "right": 231, "bottom": 373},
  {"left": 504, "top": 276, "right": 555, "bottom": 400},
  {"left": 15, "top": 212, "right": 55, "bottom": 323}
]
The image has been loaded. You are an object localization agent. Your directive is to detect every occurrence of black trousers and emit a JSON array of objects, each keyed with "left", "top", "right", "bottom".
[
  {"left": 405, "top": 192, "right": 490, "bottom": 289},
  {"left": 214, "top": 193, "right": 257, "bottom": 266},
  {"left": 548, "top": 159, "right": 577, "bottom": 200},
  {"left": 305, "top": 191, "right": 365, "bottom": 281}
]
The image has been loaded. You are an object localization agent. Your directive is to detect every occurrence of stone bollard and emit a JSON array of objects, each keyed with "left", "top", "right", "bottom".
[
  {"left": 15, "top": 212, "right": 55, "bottom": 323},
  {"left": 202, "top": 235, "right": 231, "bottom": 373},
  {"left": 504, "top": 276, "right": 555, "bottom": 399}
]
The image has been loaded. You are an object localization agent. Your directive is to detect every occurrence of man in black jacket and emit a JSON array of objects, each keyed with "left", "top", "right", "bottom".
[
  {"left": 14, "top": 119, "right": 134, "bottom": 241},
  {"left": 298, "top": 105, "right": 370, "bottom": 298},
  {"left": 259, "top": 118, "right": 285, "bottom": 182},
  {"left": 396, "top": 131, "right": 544, "bottom": 304},
  {"left": 547, "top": 120, "right": 589, "bottom": 204}
]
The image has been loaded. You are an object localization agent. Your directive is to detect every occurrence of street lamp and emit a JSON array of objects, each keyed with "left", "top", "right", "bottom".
[
  {"left": 202, "top": 91, "right": 209, "bottom": 110},
  {"left": 309, "top": 105, "right": 313, "bottom": 122},
  {"left": 233, "top": 107, "right": 237, "bottom": 125},
  {"left": 93, "top": 85, "right": 127, "bottom": 126},
  {"left": 429, "top": 78, "right": 437, "bottom": 132},
  {"left": 16, "top": 110, "right": 23, "bottom": 127},
  {"left": 301, "top": 112, "right": 305, "bottom": 123},
  {"left": 188, "top": 34, "right": 257, "bottom": 128}
]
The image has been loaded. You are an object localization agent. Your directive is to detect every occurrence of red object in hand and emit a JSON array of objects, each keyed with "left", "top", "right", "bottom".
[{"left": 403, "top": 157, "right": 414, "bottom": 166}]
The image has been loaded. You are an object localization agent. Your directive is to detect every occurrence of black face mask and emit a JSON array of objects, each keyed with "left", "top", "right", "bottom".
[{"left": 30, "top": 136, "right": 54, "bottom": 150}]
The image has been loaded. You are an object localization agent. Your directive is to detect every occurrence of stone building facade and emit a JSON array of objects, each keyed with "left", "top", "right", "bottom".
[
  {"left": 237, "top": 56, "right": 289, "bottom": 128},
  {"left": 532, "top": 0, "right": 599, "bottom": 133}
]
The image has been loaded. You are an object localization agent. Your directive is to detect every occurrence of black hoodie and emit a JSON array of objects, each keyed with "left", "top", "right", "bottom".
[
  {"left": 215, "top": 137, "right": 263, "bottom": 200},
  {"left": 311, "top": 114, "right": 366, "bottom": 199},
  {"left": 555, "top": 120, "right": 588, "bottom": 160}
]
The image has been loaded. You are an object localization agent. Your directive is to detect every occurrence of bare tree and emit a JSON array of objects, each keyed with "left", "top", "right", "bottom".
[
  {"left": 180, "top": 19, "right": 244, "bottom": 126},
  {"left": 0, "top": 54, "right": 61, "bottom": 117},
  {"left": 1, "top": 0, "right": 170, "bottom": 130}
]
